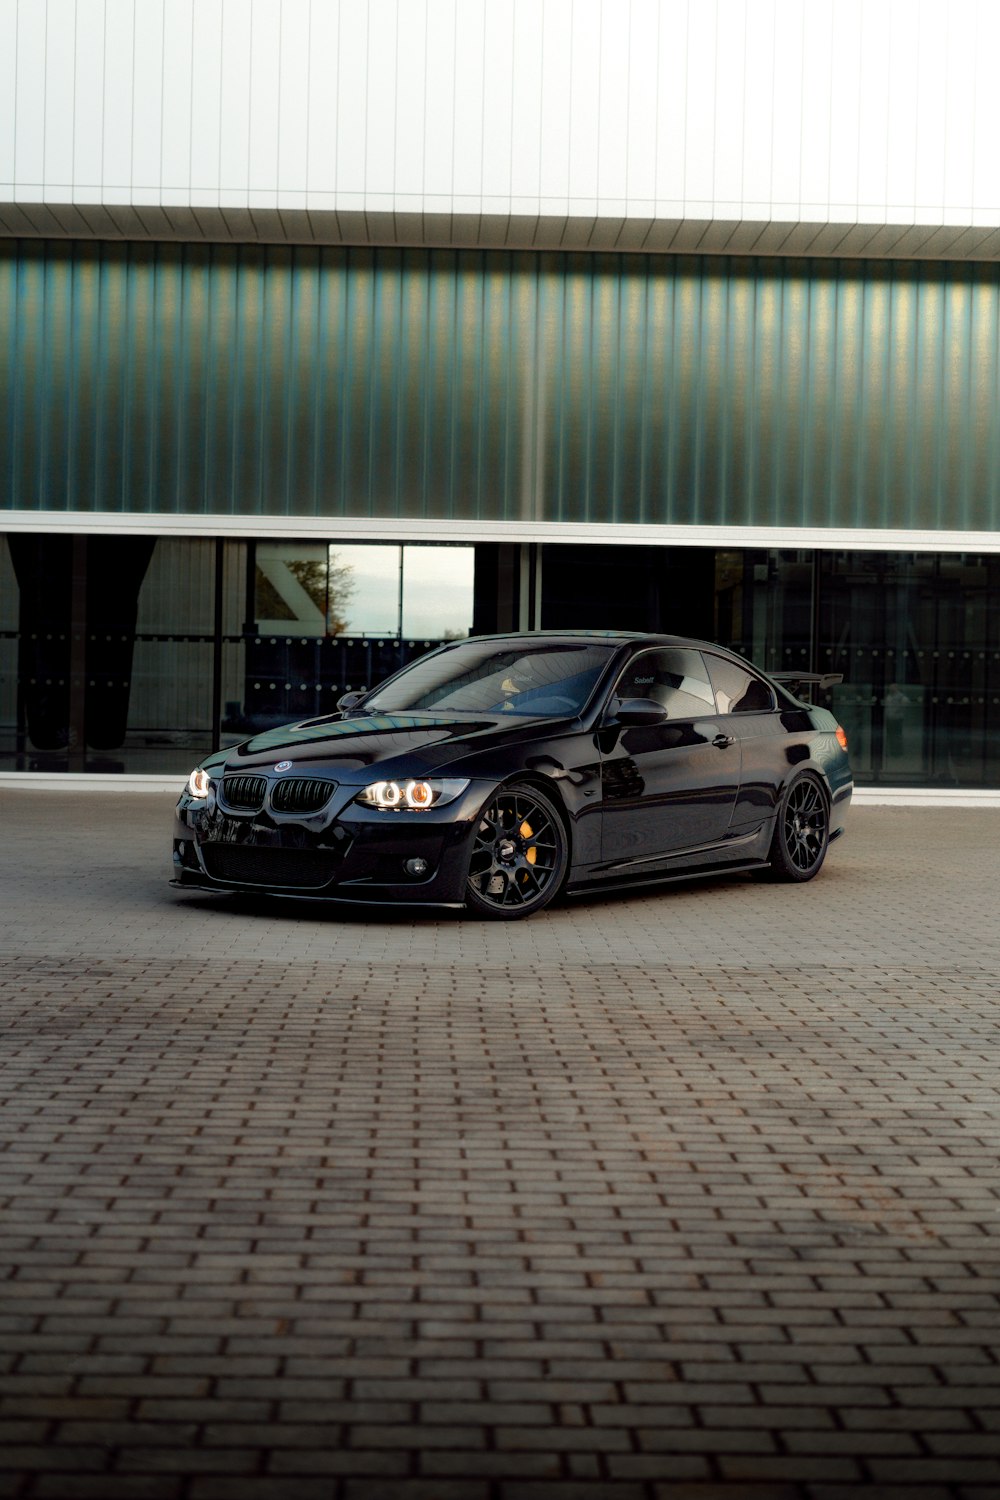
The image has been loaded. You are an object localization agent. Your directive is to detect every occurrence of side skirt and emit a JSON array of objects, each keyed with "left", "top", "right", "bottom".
[
  {"left": 572, "top": 823, "right": 770, "bottom": 882},
  {"left": 564, "top": 858, "right": 769, "bottom": 900}
]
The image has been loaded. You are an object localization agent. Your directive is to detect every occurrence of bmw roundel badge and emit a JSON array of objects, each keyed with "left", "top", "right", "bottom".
[{"left": 274, "top": 760, "right": 293, "bottom": 773}]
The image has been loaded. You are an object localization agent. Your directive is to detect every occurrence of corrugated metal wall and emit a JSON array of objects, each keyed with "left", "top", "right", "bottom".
[
  {"left": 7, "top": 0, "right": 1000, "bottom": 252},
  {"left": 3, "top": 239, "right": 1000, "bottom": 533}
]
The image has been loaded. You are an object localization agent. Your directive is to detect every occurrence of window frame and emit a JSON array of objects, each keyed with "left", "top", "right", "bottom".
[
  {"left": 605, "top": 646, "right": 718, "bottom": 724},
  {"left": 702, "top": 651, "right": 778, "bottom": 716}
]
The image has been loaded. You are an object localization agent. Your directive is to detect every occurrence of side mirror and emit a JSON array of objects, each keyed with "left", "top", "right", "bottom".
[
  {"left": 337, "top": 691, "right": 366, "bottom": 713},
  {"left": 611, "top": 697, "right": 669, "bottom": 726}
]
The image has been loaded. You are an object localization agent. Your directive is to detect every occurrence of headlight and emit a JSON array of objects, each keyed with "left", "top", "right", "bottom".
[
  {"left": 355, "top": 778, "right": 469, "bottom": 810},
  {"left": 187, "top": 768, "right": 212, "bottom": 798}
]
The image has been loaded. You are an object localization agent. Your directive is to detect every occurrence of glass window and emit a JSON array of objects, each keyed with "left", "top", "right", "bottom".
[
  {"left": 713, "top": 548, "right": 813, "bottom": 677},
  {"left": 2, "top": 534, "right": 214, "bottom": 773},
  {"left": 613, "top": 649, "right": 716, "bottom": 720},
  {"left": 402, "top": 545, "right": 474, "bottom": 640},
  {"left": 252, "top": 542, "right": 475, "bottom": 643},
  {"left": 254, "top": 542, "right": 340, "bottom": 636},
  {"left": 331, "top": 545, "right": 402, "bottom": 637},
  {"left": 0, "top": 537, "right": 18, "bottom": 762},
  {"left": 705, "top": 654, "right": 775, "bottom": 714},
  {"left": 129, "top": 538, "right": 215, "bottom": 770},
  {"left": 817, "top": 551, "right": 1000, "bottom": 788}
]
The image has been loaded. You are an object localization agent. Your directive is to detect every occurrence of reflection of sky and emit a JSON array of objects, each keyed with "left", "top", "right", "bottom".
[{"left": 333, "top": 545, "right": 474, "bottom": 639}]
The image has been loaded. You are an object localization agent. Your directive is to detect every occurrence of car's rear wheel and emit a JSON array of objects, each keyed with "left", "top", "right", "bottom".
[
  {"left": 766, "top": 772, "right": 830, "bottom": 882},
  {"left": 465, "top": 782, "right": 568, "bottom": 919}
]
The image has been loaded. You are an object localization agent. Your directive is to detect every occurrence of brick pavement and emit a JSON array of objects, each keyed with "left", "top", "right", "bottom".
[{"left": 1, "top": 792, "right": 1000, "bottom": 1498}]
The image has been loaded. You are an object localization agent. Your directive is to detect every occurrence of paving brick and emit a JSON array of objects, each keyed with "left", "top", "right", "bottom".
[
  {"left": 189, "top": 1483, "right": 334, "bottom": 1500},
  {"left": 3, "top": 799, "right": 1000, "bottom": 1496},
  {"left": 34, "top": 1479, "right": 184, "bottom": 1500}
]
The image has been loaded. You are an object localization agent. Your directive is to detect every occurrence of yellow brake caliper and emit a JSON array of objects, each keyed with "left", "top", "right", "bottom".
[{"left": 520, "top": 819, "right": 537, "bottom": 865}]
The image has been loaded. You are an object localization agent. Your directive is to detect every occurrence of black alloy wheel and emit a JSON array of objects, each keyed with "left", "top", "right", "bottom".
[
  {"left": 766, "top": 772, "right": 830, "bottom": 882},
  {"left": 465, "top": 782, "right": 568, "bottom": 919}
]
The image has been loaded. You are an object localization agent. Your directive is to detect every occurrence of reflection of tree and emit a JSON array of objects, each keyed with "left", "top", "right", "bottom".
[
  {"left": 254, "top": 552, "right": 356, "bottom": 635},
  {"left": 294, "top": 555, "right": 356, "bottom": 635}
]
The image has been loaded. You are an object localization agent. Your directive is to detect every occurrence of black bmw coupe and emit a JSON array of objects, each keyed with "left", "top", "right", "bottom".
[{"left": 172, "top": 631, "right": 852, "bottom": 919}]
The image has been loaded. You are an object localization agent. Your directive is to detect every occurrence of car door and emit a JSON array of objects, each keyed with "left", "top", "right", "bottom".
[
  {"left": 598, "top": 647, "right": 742, "bottom": 866},
  {"left": 702, "top": 652, "right": 785, "bottom": 832}
]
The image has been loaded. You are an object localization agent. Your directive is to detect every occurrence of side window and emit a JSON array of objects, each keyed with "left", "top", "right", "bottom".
[
  {"left": 706, "top": 654, "right": 775, "bottom": 714},
  {"left": 614, "top": 649, "right": 716, "bottom": 721}
]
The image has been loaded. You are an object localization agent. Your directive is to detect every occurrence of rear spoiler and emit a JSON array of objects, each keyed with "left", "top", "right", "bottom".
[{"left": 771, "top": 671, "right": 843, "bottom": 694}]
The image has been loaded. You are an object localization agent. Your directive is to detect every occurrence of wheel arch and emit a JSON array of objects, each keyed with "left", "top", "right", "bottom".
[{"left": 779, "top": 762, "right": 832, "bottom": 804}]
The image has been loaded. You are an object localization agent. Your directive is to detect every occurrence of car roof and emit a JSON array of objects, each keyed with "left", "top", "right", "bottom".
[
  {"left": 459, "top": 630, "right": 646, "bottom": 644},
  {"left": 457, "top": 630, "right": 747, "bottom": 656}
]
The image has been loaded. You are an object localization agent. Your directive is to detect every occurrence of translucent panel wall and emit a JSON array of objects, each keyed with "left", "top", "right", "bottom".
[{"left": 4, "top": 242, "right": 1000, "bottom": 534}]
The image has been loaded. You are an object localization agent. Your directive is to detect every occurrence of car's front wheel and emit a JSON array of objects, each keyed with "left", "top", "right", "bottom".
[
  {"left": 465, "top": 782, "right": 568, "bottom": 919},
  {"left": 765, "top": 771, "right": 830, "bottom": 882}
]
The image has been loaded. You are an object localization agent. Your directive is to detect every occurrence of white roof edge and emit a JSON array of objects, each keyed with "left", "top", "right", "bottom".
[{"left": 2, "top": 511, "right": 1000, "bottom": 554}]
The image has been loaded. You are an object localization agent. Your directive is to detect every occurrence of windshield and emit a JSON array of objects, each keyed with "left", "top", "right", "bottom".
[{"left": 363, "top": 642, "right": 618, "bottom": 716}]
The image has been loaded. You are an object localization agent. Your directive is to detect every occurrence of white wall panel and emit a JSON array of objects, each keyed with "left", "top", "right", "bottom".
[
  {"left": 625, "top": 0, "right": 657, "bottom": 207},
  {"left": 189, "top": 0, "right": 223, "bottom": 199},
  {"left": 857, "top": 0, "right": 891, "bottom": 213},
  {"left": 71, "top": 0, "right": 105, "bottom": 194},
  {"left": 683, "top": 0, "right": 718, "bottom": 212},
  {"left": 247, "top": 0, "right": 280, "bottom": 200},
  {"left": 885, "top": 0, "right": 919, "bottom": 219},
  {"left": 335, "top": 1, "right": 368, "bottom": 198},
  {"left": 913, "top": 0, "right": 947, "bottom": 219},
  {"left": 798, "top": 3, "right": 833, "bottom": 221},
  {"left": 971, "top": 3, "right": 1000, "bottom": 226},
  {"left": 306, "top": 0, "right": 338, "bottom": 198},
  {"left": 711, "top": 0, "right": 746, "bottom": 217},
  {"left": 597, "top": 0, "right": 629, "bottom": 212},
  {"left": 568, "top": 0, "right": 600, "bottom": 209},
  {"left": 219, "top": 0, "right": 252, "bottom": 202},
  {"left": 942, "top": 0, "right": 976, "bottom": 218},
  {"left": 365, "top": 0, "right": 398, "bottom": 204},
  {"left": 509, "top": 0, "right": 542, "bottom": 207},
  {"left": 451, "top": 0, "right": 485, "bottom": 202},
  {"left": 739, "top": 2, "right": 773, "bottom": 217},
  {"left": 538, "top": 0, "right": 571, "bottom": 212},
  {"left": 131, "top": 0, "right": 164, "bottom": 193},
  {"left": 0, "top": 0, "right": 16, "bottom": 189},
  {"left": 480, "top": 1, "right": 514, "bottom": 208},
  {"left": 769, "top": 0, "right": 804, "bottom": 218},
  {"left": 159, "top": 0, "right": 192, "bottom": 197},
  {"left": 393, "top": 0, "right": 426, "bottom": 203},
  {"left": 14, "top": 0, "right": 46, "bottom": 192},
  {"left": 654, "top": 0, "right": 688, "bottom": 216},
  {"left": 5, "top": 0, "right": 1000, "bottom": 248},
  {"left": 827, "top": 0, "right": 863, "bottom": 217},
  {"left": 44, "top": 0, "right": 76, "bottom": 192},
  {"left": 103, "top": 0, "right": 135, "bottom": 202},
  {"left": 277, "top": 0, "right": 309, "bottom": 198}
]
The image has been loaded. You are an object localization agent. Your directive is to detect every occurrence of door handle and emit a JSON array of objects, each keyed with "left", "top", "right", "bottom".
[{"left": 712, "top": 733, "right": 735, "bottom": 749}]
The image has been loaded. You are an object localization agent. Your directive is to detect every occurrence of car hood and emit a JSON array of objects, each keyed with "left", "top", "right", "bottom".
[{"left": 224, "top": 710, "right": 564, "bottom": 780}]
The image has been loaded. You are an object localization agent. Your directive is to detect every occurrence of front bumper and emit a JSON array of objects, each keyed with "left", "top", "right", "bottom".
[{"left": 172, "top": 779, "right": 491, "bottom": 906}]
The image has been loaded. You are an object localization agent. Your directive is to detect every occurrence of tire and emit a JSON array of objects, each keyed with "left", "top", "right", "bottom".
[
  {"left": 464, "top": 782, "right": 569, "bottom": 919},
  {"left": 765, "top": 772, "right": 830, "bottom": 882}
]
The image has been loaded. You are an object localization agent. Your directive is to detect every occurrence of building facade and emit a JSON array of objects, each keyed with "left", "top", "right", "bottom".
[{"left": 2, "top": 0, "right": 999, "bottom": 791}]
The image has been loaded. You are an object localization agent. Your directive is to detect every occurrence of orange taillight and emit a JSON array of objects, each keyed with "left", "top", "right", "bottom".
[{"left": 835, "top": 725, "right": 849, "bottom": 751}]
